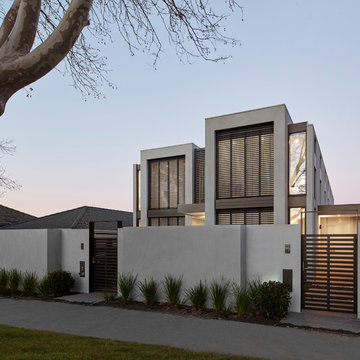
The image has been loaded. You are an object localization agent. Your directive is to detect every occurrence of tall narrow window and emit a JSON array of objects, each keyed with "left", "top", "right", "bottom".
[{"left": 289, "top": 132, "right": 306, "bottom": 195}]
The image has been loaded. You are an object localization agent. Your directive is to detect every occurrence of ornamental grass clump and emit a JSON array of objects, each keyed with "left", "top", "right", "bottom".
[
  {"left": 232, "top": 284, "right": 251, "bottom": 315},
  {"left": 185, "top": 281, "right": 208, "bottom": 310},
  {"left": 0, "top": 268, "right": 9, "bottom": 294},
  {"left": 22, "top": 272, "right": 38, "bottom": 297},
  {"left": 8, "top": 269, "right": 22, "bottom": 294},
  {"left": 252, "top": 280, "right": 291, "bottom": 319},
  {"left": 38, "top": 276, "right": 51, "bottom": 298},
  {"left": 209, "top": 279, "right": 230, "bottom": 312},
  {"left": 163, "top": 274, "right": 183, "bottom": 306},
  {"left": 138, "top": 278, "right": 159, "bottom": 305},
  {"left": 118, "top": 272, "right": 138, "bottom": 304}
]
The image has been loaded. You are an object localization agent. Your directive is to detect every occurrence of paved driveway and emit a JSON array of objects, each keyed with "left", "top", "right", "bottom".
[{"left": 0, "top": 297, "right": 359, "bottom": 360}]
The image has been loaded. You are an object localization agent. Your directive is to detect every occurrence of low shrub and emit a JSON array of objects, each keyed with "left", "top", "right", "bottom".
[
  {"left": 163, "top": 274, "right": 182, "bottom": 306},
  {"left": 252, "top": 280, "right": 291, "bottom": 319},
  {"left": 138, "top": 278, "right": 159, "bottom": 305},
  {"left": 8, "top": 269, "right": 22, "bottom": 294},
  {"left": 185, "top": 281, "right": 207, "bottom": 310},
  {"left": 0, "top": 268, "right": 9, "bottom": 294},
  {"left": 22, "top": 272, "right": 38, "bottom": 297},
  {"left": 44, "top": 270, "right": 75, "bottom": 296},
  {"left": 118, "top": 272, "right": 138, "bottom": 304},
  {"left": 209, "top": 279, "right": 230, "bottom": 312},
  {"left": 232, "top": 284, "right": 251, "bottom": 315}
]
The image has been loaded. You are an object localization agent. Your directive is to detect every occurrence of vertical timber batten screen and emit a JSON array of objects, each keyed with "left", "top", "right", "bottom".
[
  {"left": 148, "top": 156, "right": 185, "bottom": 226},
  {"left": 216, "top": 122, "right": 274, "bottom": 199},
  {"left": 194, "top": 148, "right": 205, "bottom": 203},
  {"left": 216, "top": 122, "right": 274, "bottom": 225}
]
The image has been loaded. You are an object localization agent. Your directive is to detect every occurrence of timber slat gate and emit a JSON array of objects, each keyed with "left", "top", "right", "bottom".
[
  {"left": 301, "top": 234, "right": 357, "bottom": 313},
  {"left": 89, "top": 221, "right": 122, "bottom": 293}
]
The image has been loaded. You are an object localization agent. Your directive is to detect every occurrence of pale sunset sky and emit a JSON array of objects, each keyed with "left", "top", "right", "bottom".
[{"left": 1, "top": 0, "right": 359, "bottom": 217}]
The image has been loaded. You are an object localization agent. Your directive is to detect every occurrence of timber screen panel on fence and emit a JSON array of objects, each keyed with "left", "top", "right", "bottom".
[
  {"left": 90, "top": 229, "right": 118, "bottom": 293},
  {"left": 301, "top": 234, "right": 357, "bottom": 313}
]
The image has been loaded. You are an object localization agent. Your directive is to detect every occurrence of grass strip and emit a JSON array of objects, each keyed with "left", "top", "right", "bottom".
[{"left": 0, "top": 324, "right": 258, "bottom": 360}]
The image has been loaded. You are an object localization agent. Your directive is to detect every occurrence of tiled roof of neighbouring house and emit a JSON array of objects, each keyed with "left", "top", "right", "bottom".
[
  {"left": 0, "top": 205, "right": 36, "bottom": 228},
  {"left": 2, "top": 206, "right": 132, "bottom": 230}
]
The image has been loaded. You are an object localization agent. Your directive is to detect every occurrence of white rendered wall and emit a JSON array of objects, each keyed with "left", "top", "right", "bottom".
[
  {"left": 61, "top": 229, "right": 89, "bottom": 293},
  {"left": 140, "top": 143, "right": 197, "bottom": 226},
  {"left": 205, "top": 104, "right": 291, "bottom": 225},
  {"left": 245, "top": 225, "right": 301, "bottom": 312},
  {"left": 0, "top": 229, "right": 90, "bottom": 293},
  {"left": 118, "top": 226, "right": 246, "bottom": 296},
  {"left": 358, "top": 223, "right": 360, "bottom": 319},
  {"left": 119, "top": 224, "right": 300, "bottom": 312},
  {"left": 0, "top": 230, "right": 49, "bottom": 277}
]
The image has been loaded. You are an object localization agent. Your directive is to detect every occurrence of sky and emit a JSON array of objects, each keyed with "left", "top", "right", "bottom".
[{"left": 1, "top": 0, "right": 360, "bottom": 217}]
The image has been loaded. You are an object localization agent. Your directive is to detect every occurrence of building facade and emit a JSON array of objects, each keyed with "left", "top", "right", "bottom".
[{"left": 133, "top": 104, "right": 334, "bottom": 229}]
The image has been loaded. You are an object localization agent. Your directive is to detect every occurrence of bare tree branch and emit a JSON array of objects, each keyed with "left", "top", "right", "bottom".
[
  {"left": 0, "top": 139, "right": 20, "bottom": 194},
  {"left": 0, "top": 0, "right": 243, "bottom": 114}
]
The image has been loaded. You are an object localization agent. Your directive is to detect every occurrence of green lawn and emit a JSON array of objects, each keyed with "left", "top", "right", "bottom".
[{"left": 0, "top": 324, "right": 259, "bottom": 360}]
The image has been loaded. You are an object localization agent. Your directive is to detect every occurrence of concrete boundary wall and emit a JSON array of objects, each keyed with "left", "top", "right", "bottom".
[
  {"left": 118, "top": 226, "right": 245, "bottom": 291},
  {"left": 0, "top": 229, "right": 89, "bottom": 293},
  {"left": 119, "top": 224, "right": 301, "bottom": 312},
  {"left": 0, "top": 229, "right": 49, "bottom": 277}
]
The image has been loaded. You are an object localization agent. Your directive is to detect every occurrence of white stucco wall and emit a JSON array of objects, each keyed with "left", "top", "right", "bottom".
[
  {"left": 61, "top": 229, "right": 89, "bottom": 293},
  {"left": 118, "top": 226, "right": 246, "bottom": 299},
  {"left": 358, "top": 223, "right": 360, "bottom": 319},
  {"left": 0, "top": 229, "right": 49, "bottom": 277},
  {"left": 0, "top": 229, "right": 90, "bottom": 293},
  {"left": 205, "top": 104, "right": 291, "bottom": 225},
  {"left": 119, "top": 224, "right": 300, "bottom": 312},
  {"left": 245, "top": 225, "right": 301, "bottom": 312}
]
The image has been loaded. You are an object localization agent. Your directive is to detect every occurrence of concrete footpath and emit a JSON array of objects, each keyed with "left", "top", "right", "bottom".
[{"left": 1, "top": 298, "right": 360, "bottom": 360}]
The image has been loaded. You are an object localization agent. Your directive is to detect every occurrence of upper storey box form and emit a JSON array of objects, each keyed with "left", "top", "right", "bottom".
[{"left": 133, "top": 104, "right": 334, "bottom": 227}]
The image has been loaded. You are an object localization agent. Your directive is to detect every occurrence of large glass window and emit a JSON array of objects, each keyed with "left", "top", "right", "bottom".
[
  {"left": 289, "top": 207, "right": 305, "bottom": 225},
  {"left": 289, "top": 132, "right": 306, "bottom": 195},
  {"left": 216, "top": 123, "right": 274, "bottom": 199},
  {"left": 149, "top": 156, "right": 185, "bottom": 210}
]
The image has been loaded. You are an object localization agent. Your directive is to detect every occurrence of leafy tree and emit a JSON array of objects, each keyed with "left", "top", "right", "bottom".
[{"left": 0, "top": 0, "right": 242, "bottom": 116}]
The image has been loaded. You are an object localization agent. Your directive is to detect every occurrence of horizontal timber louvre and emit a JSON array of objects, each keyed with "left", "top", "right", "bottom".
[
  {"left": 149, "top": 217, "right": 185, "bottom": 226},
  {"left": 194, "top": 148, "right": 205, "bottom": 203},
  {"left": 217, "top": 208, "right": 274, "bottom": 225},
  {"left": 216, "top": 122, "right": 274, "bottom": 199}
]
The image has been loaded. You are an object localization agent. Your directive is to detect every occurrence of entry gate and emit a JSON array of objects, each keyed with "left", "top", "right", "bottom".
[
  {"left": 89, "top": 221, "right": 122, "bottom": 293},
  {"left": 301, "top": 234, "right": 357, "bottom": 313}
]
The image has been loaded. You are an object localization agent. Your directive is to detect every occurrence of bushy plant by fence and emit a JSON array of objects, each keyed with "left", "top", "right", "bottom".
[
  {"left": 185, "top": 281, "right": 208, "bottom": 310},
  {"left": 209, "top": 279, "right": 229, "bottom": 312},
  {"left": 118, "top": 272, "right": 138, "bottom": 304},
  {"left": 45, "top": 270, "right": 75, "bottom": 296},
  {"left": 251, "top": 280, "right": 291, "bottom": 319},
  {"left": 138, "top": 278, "right": 159, "bottom": 305},
  {"left": 163, "top": 274, "right": 183, "bottom": 306}
]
